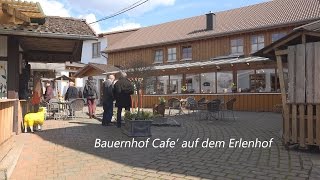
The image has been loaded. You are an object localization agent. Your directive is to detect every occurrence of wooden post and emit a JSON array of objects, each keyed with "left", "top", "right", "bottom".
[
  {"left": 317, "top": 105, "right": 320, "bottom": 145},
  {"left": 292, "top": 104, "right": 297, "bottom": 142},
  {"left": 7, "top": 36, "right": 20, "bottom": 99},
  {"left": 299, "top": 105, "right": 305, "bottom": 147},
  {"left": 307, "top": 104, "right": 313, "bottom": 144},
  {"left": 276, "top": 55, "right": 290, "bottom": 143}
]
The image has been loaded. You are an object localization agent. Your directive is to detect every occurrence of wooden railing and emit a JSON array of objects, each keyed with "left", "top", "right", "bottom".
[
  {"left": 0, "top": 100, "right": 15, "bottom": 146},
  {"left": 132, "top": 93, "right": 282, "bottom": 112},
  {"left": 0, "top": 99, "right": 29, "bottom": 146},
  {"left": 284, "top": 104, "right": 320, "bottom": 147}
]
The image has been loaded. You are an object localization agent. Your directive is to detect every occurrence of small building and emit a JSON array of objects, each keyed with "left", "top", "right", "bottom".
[
  {"left": 0, "top": 0, "right": 96, "bottom": 99},
  {"left": 74, "top": 63, "right": 120, "bottom": 104},
  {"left": 104, "top": 0, "right": 320, "bottom": 111},
  {"left": 255, "top": 20, "right": 320, "bottom": 148}
]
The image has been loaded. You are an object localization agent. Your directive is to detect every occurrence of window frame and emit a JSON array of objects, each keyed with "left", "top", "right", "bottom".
[
  {"left": 167, "top": 47, "right": 177, "bottom": 62},
  {"left": 230, "top": 38, "right": 244, "bottom": 54},
  {"left": 271, "top": 32, "right": 286, "bottom": 43},
  {"left": 154, "top": 49, "right": 164, "bottom": 63},
  {"left": 181, "top": 45, "right": 192, "bottom": 60},
  {"left": 92, "top": 42, "right": 101, "bottom": 58},
  {"left": 251, "top": 35, "right": 265, "bottom": 53}
]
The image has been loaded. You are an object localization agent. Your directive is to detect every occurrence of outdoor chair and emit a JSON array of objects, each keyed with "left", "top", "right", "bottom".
[
  {"left": 203, "top": 99, "right": 221, "bottom": 120},
  {"left": 186, "top": 97, "right": 198, "bottom": 114},
  {"left": 46, "top": 98, "right": 59, "bottom": 119},
  {"left": 197, "top": 98, "right": 208, "bottom": 110},
  {"left": 221, "top": 98, "right": 237, "bottom": 120},
  {"left": 167, "top": 98, "right": 182, "bottom": 116},
  {"left": 69, "top": 98, "right": 86, "bottom": 119}
]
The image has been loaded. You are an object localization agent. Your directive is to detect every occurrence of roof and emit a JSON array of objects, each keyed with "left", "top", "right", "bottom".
[
  {"left": 295, "top": 19, "right": 320, "bottom": 32},
  {"left": 107, "top": 0, "right": 320, "bottom": 52},
  {"left": 0, "top": 16, "right": 96, "bottom": 39},
  {"left": 0, "top": 0, "right": 96, "bottom": 39},
  {"left": 152, "top": 56, "right": 270, "bottom": 71},
  {"left": 0, "top": 0, "right": 45, "bottom": 24},
  {"left": 73, "top": 63, "right": 120, "bottom": 78}
]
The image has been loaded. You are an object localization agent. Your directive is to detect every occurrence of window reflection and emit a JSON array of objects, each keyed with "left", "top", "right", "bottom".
[
  {"left": 217, "top": 72, "right": 233, "bottom": 93},
  {"left": 185, "top": 74, "right": 200, "bottom": 93},
  {"left": 200, "top": 72, "right": 216, "bottom": 93}
]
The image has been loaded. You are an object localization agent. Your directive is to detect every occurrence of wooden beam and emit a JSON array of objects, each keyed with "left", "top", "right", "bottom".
[
  {"left": 7, "top": 36, "right": 20, "bottom": 99},
  {"left": 305, "top": 31, "right": 320, "bottom": 38},
  {"left": 276, "top": 55, "right": 290, "bottom": 143},
  {"left": 263, "top": 32, "right": 302, "bottom": 55},
  {"left": 275, "top": 49, "right": 288, "bottom": 56}
]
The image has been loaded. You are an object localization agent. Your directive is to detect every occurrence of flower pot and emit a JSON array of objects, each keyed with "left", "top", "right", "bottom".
[{"left": 123, "top": 119, "right": 153, "bottom": 137}]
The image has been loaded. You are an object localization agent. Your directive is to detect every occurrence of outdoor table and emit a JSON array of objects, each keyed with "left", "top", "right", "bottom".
[{"left": 56, "top": 101, "right": 70, "bottom": 119}]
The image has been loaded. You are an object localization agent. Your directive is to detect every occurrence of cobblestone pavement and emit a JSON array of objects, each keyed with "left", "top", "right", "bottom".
[{"left": 10, "top": 109, "right": 320, "bottom": 180}]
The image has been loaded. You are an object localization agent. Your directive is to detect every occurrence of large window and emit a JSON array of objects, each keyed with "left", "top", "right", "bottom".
[
  {"left": 169, "top": 75, "right": 182, "bottom": 94},
  {"left": 231, "top": 38, "right": 244, "bottom": 54},
  {"left": 157, "top": 76, "right": 169, "bottom": 94},
  {"left": 182, "top": 46, "right": 192, "bottom": 60},
  {"left": 201, "top": 72, "right": 216, "bottom": 93},
  {"left": 92, "top": 42, "right": 101, "bottom": 58},
  {"left": 237, "top": 70, "right": 255, "bottom": 92},
  {"left": 253, "top": 69, "right": 276, "bottom": 92},
  {"left": 168, "top": 48, "right": 177, "bottom": 62},
  {"left": 154, "top": 50, "right": 163, "bottom": 63},
  {"left": 185, "top": 74, "right": 200, "bottom": 93},
  {"left": 217, "top": 72, "right": 233, "bottom": 93},
  {"left": 272, "top": 33, "right": 286, "bottom": 42},
  {"left": 144, "top": 77, "right": 156, "bottom": 95},
  {"left": 251, "top": 35, "right": 264, "bottom": 53}
]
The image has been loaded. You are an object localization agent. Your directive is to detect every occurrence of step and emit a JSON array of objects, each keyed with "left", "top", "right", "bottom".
[{"left": 0, "top": 136, "right": 24, "bottom": 180}]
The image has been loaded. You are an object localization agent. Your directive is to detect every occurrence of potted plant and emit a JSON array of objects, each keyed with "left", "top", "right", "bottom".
[
  {"left": 154, "top": 97, "right": 166, "bottom": 116},
  {"left": 231, "top": 82, "right": 237, "bottom": 93},
  {"left": 123, "top": 110, "right": 153, "bottom": 137}
]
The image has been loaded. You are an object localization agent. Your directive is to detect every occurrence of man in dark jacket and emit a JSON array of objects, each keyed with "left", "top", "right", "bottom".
[
  {"left": 113, "top": 72, "right": 134, "bottom": 128},
  {"left": 65, "top": 82, "right": 79, "bottom": 116},
  {"left": 83, "top": 76, "right": 98, "bottom": 119},
  {"left": 65, "top": 82, "right": 78, "bottom": 101},
  {"left": 102, "top": 74, "right": 115, "bottom": 126}
]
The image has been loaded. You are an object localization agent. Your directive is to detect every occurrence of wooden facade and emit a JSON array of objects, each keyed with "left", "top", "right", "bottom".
[
  {"left": 132, "top": 93, "right": 282, "bottom": 112},
  {"left": 108, "top": 26, "right": 294, "bottom": 66}
]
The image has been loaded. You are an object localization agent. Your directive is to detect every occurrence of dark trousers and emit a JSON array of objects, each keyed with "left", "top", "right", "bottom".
[
  {"left": 117, "top": 106, "right": 130, "bottom": 127},
  {"left": 103, "top": 101, "right": 113, "bottom": 125},
  {"left": 87, "top": 99, "right": 96, "bottom": 117}
]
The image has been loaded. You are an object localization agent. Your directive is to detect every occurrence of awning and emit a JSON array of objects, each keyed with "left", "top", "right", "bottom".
[{"left": 153, "top": 56, "right": 270, "bottom": 71}]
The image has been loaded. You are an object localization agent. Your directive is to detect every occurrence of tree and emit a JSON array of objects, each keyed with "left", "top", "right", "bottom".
[{"left": 125, "top": 60, "right": 153, "bottom": 113}]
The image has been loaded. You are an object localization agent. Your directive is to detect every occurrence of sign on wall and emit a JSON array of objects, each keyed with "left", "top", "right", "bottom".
[{"left": 0, "top": 61, "right": 7, "bottom": 99}]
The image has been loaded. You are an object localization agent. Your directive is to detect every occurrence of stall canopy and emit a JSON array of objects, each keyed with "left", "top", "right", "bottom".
[{"left": 73, "top": 63, "right": 121, "bottom": 78}]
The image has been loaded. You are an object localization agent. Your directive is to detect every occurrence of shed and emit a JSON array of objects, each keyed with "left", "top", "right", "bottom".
[{"left": 255, "top": 20, "right": 320, "bottom": 148}]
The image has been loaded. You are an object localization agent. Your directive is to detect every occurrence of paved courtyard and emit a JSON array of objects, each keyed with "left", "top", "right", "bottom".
[{"left": 10, "top": 109, "right": 320, "bottom": 180}]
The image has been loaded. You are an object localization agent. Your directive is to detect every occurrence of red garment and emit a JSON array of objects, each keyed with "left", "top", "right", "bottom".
[
  {"left": 87, "top": 99, "right": 96, "bottom": 117},
  {"left": 31, "top": 91, "right": 41, "bottom": 105}
]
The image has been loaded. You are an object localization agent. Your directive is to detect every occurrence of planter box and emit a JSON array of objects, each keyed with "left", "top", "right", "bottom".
[{"left": 123, "top": 119, "right": 153, "bottom": 137}]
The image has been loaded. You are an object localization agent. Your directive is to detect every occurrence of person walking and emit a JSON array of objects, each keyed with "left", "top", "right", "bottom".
[
  {"left": 113, "top": 72, "right": 134, "bottom": 128},
  {"left": 83, "top": 76, "right": 98, "bottom": 119},
  {"left": 102, "top": 74, "right": 115, "bottom": 126},
  {"left": 65, "top": 81, "right": 79, "bottom": 117},
  {"left": 44, "top": 81, "right": 54, "bottom": 102}
]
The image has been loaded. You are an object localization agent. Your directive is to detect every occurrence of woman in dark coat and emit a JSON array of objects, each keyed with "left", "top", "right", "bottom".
[
  {"left": 83, "top": 76, "right": 98, "bottom": 119},
  {"left": 113, "top": 72, "right": 134, "bottom": 128}
]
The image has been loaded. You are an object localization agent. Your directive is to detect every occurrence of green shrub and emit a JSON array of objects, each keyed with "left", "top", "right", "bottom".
[{"left": 124, "top": 110, "right": 153, "bottom": 120}]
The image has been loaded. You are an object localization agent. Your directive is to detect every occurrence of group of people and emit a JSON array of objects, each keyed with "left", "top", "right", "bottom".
[
  {"left": 101, "top": 72, "right": 134, "bottom": 128},
  {"left": 41, "top": 72, "right": 134, "bottom": 127}
]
